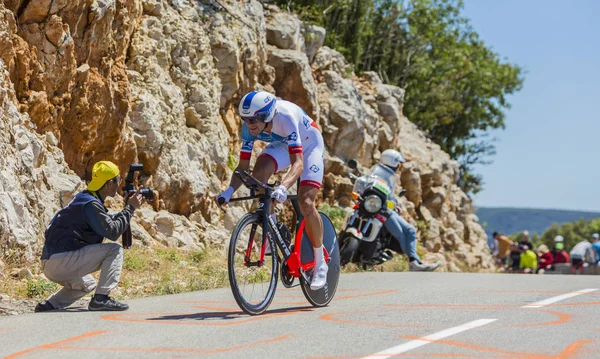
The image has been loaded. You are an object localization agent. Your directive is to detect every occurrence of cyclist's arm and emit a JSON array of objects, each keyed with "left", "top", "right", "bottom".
[
  {"left": 230, "top": 125, "right": 255, "bottom": 192},
  {"left": 229, "top": 159, "right": 250, "bottom": 192}
]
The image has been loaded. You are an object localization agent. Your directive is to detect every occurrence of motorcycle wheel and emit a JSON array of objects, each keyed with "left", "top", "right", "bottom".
[{"left": 339, "top": 233, "right": 360, "bottom": 266}]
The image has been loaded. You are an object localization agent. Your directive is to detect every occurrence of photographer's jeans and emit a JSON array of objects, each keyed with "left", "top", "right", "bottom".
[
  {"left": 42, "top": 242, "right": 123, "bottom": 309},
  {"left": 384, "top": 210, "right": 420, "bottom": 261}
]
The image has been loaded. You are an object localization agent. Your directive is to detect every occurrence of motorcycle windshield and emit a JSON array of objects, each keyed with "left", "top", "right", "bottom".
[
  {"left": 368, "top": 164, "right": 396, "bottom": 194},
  {"left": 353, "top": 164, "right": 397, "bottom": 198}
]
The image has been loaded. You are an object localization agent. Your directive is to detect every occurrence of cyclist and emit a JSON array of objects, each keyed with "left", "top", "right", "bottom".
[
  {"left": 216, "top": 91, "right": 328, "bottom": 290},
  {"left": 378, "top": 149, "right": 440, "bottom": 271}
]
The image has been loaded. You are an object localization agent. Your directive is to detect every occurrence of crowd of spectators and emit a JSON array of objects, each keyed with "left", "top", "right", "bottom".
[{"left": 489, "top": 231, "right": 600, "bottom": 274}]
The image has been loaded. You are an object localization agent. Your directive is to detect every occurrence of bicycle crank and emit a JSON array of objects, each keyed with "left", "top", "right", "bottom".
[{"left": 280, "top": 261, "right": 297, "bottom": 288}]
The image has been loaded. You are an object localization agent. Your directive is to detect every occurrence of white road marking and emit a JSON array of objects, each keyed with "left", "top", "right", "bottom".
[
  {"left": 522, "top": 288, "right": 598, "bottom": 308},
  {"left": 360, "top": 319, "right": 497, "bottom": 359}
]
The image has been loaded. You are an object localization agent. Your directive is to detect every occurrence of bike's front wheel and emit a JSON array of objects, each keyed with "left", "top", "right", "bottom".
[
  {"left": 228, "top": 213, "right": 278, "bottom": 315},
  {"left": 299, "top": 212, "right": 340, "bottom": 307}
]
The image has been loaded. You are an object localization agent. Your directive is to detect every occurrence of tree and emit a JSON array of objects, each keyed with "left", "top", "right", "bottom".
[
  {"left": 538, "top": 218, "right": 600, "bottom": 252},
  {"left": 272, "top": 0, "right": 525, "bottom": 195}
]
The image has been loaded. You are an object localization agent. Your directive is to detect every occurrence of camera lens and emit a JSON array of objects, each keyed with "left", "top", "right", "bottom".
[{"left": 139, "top": 187, "right": 154, "bottom": 200}]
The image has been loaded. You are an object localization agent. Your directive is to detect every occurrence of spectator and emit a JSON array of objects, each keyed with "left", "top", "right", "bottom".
[
  {"left": 509, "top": 242, "right": 522, "bottom": 272},
  {"left": 519, "top": 230, "right": 533, "bottom": 251},
  {"left": 551, "top": 235, "right": 570, "bottom": 266},
  {"left": 592, "top": 233, "right": 600, "bottom": 265},
  {"left": 570, "top": 238, "right": 593, "bottom": 274},
  {"left": 488, "top": 235, "right": 499, "bottom": 257},
  {"left": 584, "top": 234, "right": 598, "bottom": 265},
  {"left": 493, "top": 232, "right": 513, "bottom": 268},
  {"left": 537, "top": 244, "right": 553, "bottom": 274},
  {"left": 520, "top": 245, "right": 538, "bottom": 273}
]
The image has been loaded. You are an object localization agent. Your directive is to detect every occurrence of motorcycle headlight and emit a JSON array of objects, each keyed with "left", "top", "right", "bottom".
[{"left": 364, "top": 195, "right": 382, "bottom": 213}]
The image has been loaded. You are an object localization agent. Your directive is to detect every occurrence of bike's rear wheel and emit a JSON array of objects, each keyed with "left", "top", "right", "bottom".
[
  {"left": 228, "top": 213, "right": 278, "bottom": 315},
  {"left": 299, "top": 212, "right": 340, "bottom": 307}
]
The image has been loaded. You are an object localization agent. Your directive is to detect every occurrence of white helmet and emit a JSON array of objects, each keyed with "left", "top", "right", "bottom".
[
  {"left": 380, "top": 149, "right": 406, "bottom": 170},
  {"left": 238, "top": 91, "right": 277, "bottom": 124},
  {"left": 554, "top": 235, "right": 564, "bottom": 242}
]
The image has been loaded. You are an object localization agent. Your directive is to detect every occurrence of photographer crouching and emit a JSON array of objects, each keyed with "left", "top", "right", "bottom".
[{"left": 35, "top": 161, "right": 146, "bottom": 312}]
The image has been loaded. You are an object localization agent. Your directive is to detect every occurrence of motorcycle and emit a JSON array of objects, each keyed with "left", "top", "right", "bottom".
[{"left": 338, "top": 159, "right": 406, "bottom": 269}]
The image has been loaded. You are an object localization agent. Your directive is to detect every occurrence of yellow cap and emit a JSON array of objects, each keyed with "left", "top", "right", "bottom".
[{"left": 87, "top": 161, "right": 120, "bottom": 191}]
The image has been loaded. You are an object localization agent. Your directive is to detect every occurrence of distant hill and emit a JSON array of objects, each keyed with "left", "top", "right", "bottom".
[{"left": 475, "top": 207, "right": 600, "bottom": 236}]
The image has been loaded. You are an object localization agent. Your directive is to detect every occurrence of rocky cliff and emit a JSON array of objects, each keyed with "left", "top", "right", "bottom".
[{"left": 0, "top": 0, "right": 492, "bottom": 272}]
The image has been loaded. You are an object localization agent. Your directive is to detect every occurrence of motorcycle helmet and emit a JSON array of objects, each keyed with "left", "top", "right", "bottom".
[{"left": 380, "top": 149, "right": 406, "bottom": 170}]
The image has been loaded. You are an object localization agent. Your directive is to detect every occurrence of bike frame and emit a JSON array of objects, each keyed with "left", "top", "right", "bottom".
[{"left": 228, "top": 171, "right": 331, "bottom": 278}]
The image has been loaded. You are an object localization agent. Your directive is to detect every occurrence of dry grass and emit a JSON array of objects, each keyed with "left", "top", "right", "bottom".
[{"left": 0, "top": 245, "right": 230, "bottom": 302}]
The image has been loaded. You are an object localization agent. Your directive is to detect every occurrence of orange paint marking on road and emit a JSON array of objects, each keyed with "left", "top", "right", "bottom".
[
  {"left": 53, "top": 334, "right": 291, "bottom": 355},
  {"left": 470, "top": 289, "right": 600, "bottom": 297},
  {"left": 102, "top": 304, "right": 311, "bottom": 326},
  {"left": 308, "top": 355, "right": 498, "bottom": 359},
  {"left": 390, "top": 304, "right": 572, "bottom": 327},
  {"left": 399, "top": 335, "right": 553, "bottom": 359},
  {"left": 322, "top": 304, "right": 571, "bottom": 329},
  {"left": 2, "top": 331, "right": 107, "bottom": 359},
  {"left": 334, "top": 289, "right": 397, "bottom": 301},
  {"left": 554, "top": 340, "right": 591, "bottom": 359},
  {"left": 385, "top": 303, "right": 514, "bottom": 308},
  {"left": 546, "top": 302, "right": 600, "bottom": 307},
  {"left": 513, "top": 309, "right": 570, "bottom": 327},
  {"left": 320, "top": 310, "right": 433, "bottom": 328},
  {"left": 175, "top": 290, "right": 396, "bottom": 308}
]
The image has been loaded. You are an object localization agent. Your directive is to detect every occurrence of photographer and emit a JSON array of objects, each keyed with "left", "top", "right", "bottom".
[{"left": 35, "top": 161, "right": 144, "bottom": 313}]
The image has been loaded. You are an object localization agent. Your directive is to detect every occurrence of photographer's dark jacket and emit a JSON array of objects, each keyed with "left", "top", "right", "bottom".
[{"left": 41, "top": 191, "right": 135, "bottom": 260}]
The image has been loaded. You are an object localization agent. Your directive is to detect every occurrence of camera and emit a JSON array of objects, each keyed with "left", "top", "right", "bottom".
[{"left": 122, "top": 164, "right": 154, "bottom": 200}]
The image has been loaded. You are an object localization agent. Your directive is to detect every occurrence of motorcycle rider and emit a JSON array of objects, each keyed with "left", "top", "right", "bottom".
[{"left": 378, "top": 149, "right": 440, "bottom": 271}]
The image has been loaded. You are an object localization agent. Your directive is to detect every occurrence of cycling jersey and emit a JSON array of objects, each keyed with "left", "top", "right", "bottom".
[{"left": 239, "top": 100, "right": 324, "bottom": 189}]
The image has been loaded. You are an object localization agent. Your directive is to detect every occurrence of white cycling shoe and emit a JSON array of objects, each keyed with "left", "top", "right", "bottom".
[{"left": 310, "top": 262, "right": 329, "bottom": 290}]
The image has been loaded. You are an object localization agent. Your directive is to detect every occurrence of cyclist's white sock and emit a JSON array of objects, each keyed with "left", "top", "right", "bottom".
[
  {"left": 311, "top": 245, "right": 328, "bottom": 290},
  {"left": 313, "top": 245, "right": 324, "bottom": 269}
]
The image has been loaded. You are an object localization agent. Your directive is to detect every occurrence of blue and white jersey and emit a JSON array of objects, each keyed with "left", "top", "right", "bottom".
[{"left": 239, "top": 100, "right": 320, "bottom": 161}]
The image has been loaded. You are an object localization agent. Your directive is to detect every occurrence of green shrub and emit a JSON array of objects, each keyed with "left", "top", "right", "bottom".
[
  {"left": 26, "top": 279, "right": 58, "bottom": 299},
  {"left": 318, "top": 203, "right": 348, "bottom": 232}
]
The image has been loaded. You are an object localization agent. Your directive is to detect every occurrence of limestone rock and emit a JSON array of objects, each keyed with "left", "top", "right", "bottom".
[
  {"left": 267, "top": 46, "right": 318, "bottom": 120},
  {"left": 302, "top": 24, "right": 325, "bottom": 63},
  {"left": 266, "top": 12, "right": 303, "bottom": 50}
]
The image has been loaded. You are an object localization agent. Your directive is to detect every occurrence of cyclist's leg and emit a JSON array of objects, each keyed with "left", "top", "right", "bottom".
[
  {"left": 255, "top": 143, "right": 291, "bottom": 253},
  {"left": 253, "top": 147, "right": 279, "bottom": 184},
  {"left": 298, "top": 141, "right": 327, "bottom": 289},
  {"left": 298, "top": 185, "right": 323, "bottom": 248}
]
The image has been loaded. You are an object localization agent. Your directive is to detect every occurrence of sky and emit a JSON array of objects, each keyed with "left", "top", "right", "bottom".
[{"left": 461, "top": 0, "right": 600, "bottom": 212}]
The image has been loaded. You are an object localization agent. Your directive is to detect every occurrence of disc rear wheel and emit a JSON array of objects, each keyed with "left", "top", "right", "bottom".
[{"left": 299, "top": 212, "right": 340, "bottom": 307}]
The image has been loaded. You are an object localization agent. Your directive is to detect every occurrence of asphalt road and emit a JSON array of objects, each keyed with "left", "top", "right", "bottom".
[{"left": 1, "top": 272, "right": 600, "bottom": 359}]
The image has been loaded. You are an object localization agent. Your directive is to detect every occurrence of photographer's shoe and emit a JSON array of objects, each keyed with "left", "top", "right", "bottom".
[
  {"left": 88, "top": 297, "right": 129, "bottom": 311},
  {"left": 34, "top": 300, "right": 56, "bottom": 313}
]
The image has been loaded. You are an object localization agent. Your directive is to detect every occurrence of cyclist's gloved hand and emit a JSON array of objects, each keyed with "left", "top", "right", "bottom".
[
  {"left": 216, "top": 186, "right": 234, "bottom": 206},
  {"left": 271, "top": 185, "right": 287, "bottom": 203}
]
